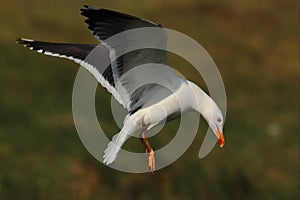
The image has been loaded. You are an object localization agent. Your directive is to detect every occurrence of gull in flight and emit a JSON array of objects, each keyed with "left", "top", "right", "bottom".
[{"left": 17, "top": 6, "right": 225, "bottom": 171}]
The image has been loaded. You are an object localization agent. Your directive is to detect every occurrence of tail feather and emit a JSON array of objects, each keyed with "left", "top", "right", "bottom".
[{"left": 103, "top": 132, "right": 130, "bottom": 165}]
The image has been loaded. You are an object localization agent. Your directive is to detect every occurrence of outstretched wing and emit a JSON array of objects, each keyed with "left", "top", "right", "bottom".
[
  {"left": 16, "top": 39, "right": 126, "bottom": 107},
  {"left": 81, "top": 6, "right": 184, "bottom": 113}
]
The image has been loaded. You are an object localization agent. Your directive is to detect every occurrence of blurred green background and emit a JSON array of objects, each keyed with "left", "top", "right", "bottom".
[{"left": 0, "top": 0, "right": 299, "bottom": 199}]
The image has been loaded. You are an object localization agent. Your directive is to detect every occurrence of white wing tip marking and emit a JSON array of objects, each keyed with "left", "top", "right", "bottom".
[{"left": 20, "top": 38, "right": 34, "bottom": 42}]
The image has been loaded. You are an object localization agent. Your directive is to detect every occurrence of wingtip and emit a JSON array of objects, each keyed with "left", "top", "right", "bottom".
[
  {"left": 16, "top": 38, "right": 22, "bottom": 44},
  {"left": 80, "top": 5, "right": 100, "bottom": 14},
  {"left": 80, "top": 5, "right": 88, "bottom": 13},
  {"left": 81, "top": 5, "right": 96, "bottom": 11},
  {"left": 16, "top": 38, "right": 35, "bottom": 49},
  {"left": 16, "top": 38, "right": 33, "bottom": 44},
  {"left": 16, "top": 38, "right": 26, "bottom": 44}
]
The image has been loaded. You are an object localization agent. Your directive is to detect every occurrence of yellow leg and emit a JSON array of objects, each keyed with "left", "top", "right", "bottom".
[{"left": 139, "top": 130, "right": 155, "bottom": 172}]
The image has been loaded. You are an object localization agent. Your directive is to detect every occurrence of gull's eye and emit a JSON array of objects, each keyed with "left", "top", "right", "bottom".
[{"left": 217, "top": 118, "right": 222, "bottom": 123}]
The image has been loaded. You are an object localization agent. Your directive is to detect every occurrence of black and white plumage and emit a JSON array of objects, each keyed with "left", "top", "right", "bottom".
[{"left": 17, "top": 6, "right": 225, "bottom": 171}]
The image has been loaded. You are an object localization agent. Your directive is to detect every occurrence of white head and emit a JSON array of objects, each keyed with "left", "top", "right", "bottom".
[
  {"left": 189, "top": 81, "right": 225, "bottom": 147},
  {"left": 205, "top": 103, "right": 225, "bottom": 148}
]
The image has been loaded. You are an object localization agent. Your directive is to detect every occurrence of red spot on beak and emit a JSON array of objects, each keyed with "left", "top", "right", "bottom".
[
  {"left": 218, "top": 136, "right": 225, "bottom": 148},
  {"left": 216, "top": 127, "right": 225, "bottom": 148}
]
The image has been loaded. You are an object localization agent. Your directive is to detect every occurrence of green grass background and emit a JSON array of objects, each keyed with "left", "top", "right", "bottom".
[{"left": 0, "top": 0, "right": 299, "bottom": 199}]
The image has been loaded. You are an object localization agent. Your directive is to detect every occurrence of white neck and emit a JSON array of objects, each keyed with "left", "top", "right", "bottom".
[{"left": 188, "top": 81, "right": 221, "bottom": 130}]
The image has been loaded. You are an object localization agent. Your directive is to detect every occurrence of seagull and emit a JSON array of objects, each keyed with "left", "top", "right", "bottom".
[{"left": 17, "top": 5, "right": 225, "bottom": 171}]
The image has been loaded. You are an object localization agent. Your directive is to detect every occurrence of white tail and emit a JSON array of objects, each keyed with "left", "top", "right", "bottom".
[{"left": 103, "top": 132, "right": 130, "bottom": 164}]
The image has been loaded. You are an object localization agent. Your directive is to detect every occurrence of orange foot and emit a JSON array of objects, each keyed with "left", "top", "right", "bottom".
[{"left": 147, "top": 149, "right": 155, "bottom": 172}]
